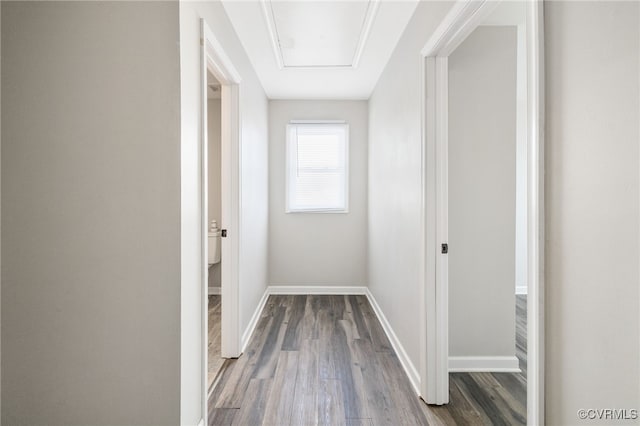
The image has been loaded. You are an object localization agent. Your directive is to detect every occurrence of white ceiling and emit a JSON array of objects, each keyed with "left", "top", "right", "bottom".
[
  {"left": 265, "top": 1, "right": 376, "bottom": 68},
  {"left": 222, "top": 0, "right": 419, "bottom": 100}
]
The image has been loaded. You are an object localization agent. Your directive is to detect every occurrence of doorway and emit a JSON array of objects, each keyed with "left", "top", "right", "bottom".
[
  {"left": 200, "top": 18, "right": 243, "bottom": 424},
  {"left": 206, "top": 69, "right": 224, "bottom": 393},
  {"left": 446, "top": 13, "right": 525, "bottom": 424},
  {"left": 420, "top": 0, "right": 544, "bottom": 424}
]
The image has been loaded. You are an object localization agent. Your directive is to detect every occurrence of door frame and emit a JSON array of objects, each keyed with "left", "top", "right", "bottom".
[
  {"left": 418, "top": 1, "right": 545, "bottom": 424},
  {"left": 200, "top": 18, "right": 242, "bottom": 422}
]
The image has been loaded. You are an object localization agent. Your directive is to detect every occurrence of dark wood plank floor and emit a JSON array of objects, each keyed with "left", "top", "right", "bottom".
[
  {"left": 208, "top": 295, "right": 526, "bottom": 425},
  {"left": 208, "top": 295, "right": 224, "bottom": 394}
]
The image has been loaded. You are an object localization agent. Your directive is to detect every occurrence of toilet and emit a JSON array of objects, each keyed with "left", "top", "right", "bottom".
[{"left": 208, "top": 220, "right": 221, "bottom": 267}]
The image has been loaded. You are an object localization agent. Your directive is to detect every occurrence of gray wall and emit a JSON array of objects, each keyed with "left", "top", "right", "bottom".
[
  {"left": 545, "top": 2, "right": 640, "bottom": 424},
  {"left": 1, "top": 2, "right": 181, "bottom": 424},
  {"left": 368, "top": 1, "right": 453, "bottom": 367},
  {"left": 269, "top": 100, "right": 368, "bottom": 287},
  {"left": 208, "top": 99, "right": 221, "bottom": 288},
  {"left": 448, "top": 26, "right": 517, "bottom": 358}
]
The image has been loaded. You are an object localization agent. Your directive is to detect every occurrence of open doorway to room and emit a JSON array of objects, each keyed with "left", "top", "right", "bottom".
[
  {"left": 200, "top": 19, "right": 242, "bottom": 424},
  {"left": 206, "top": 69, "right": 224, "bottom": 393},
  {"left": 445, "top": 2, "right": 528, "bottom": 423},
  {"left": 421, "top": 1, "right": 543, "bottom": 424}
]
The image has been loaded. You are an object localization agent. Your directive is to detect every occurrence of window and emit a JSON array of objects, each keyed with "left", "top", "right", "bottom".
[{"left": 286, "top": 122, "right": 349, "bottom": 213}]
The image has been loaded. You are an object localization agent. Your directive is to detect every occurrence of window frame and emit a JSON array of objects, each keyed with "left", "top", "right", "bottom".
[{"left": 285, "top": 122, "right": 350, "bottom": 214}]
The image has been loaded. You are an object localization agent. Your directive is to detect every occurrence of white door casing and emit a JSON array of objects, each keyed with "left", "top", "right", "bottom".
[{"left": 200, "top": 18, "right": 243, "bottom": 425}]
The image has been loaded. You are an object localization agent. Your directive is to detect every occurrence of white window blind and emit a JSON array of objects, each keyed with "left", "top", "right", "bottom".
[{"left": 286, "top": 123, "right": 349, "bottom": 213}]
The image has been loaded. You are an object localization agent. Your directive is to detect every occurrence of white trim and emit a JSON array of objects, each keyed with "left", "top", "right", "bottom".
[
  {"left": 422, "top": 55, "right": 437, "bottom": 405},
  {"left": 419, "top": 1, "right": 545, "bottom": 422},
  {"left": 351, "top": 0, "right": 381, "bottom": 68},
  {"left": 200, "top": 19, "right": 243, "bottom": 426},
  {"left": 526, "top": 1, "right": 545, "bottom": 424},
  {"left": 208, "top": 286, "right": 222, "bottom": 296},
  {"left": 241, "top": 288, "right": 270, "bottom": 352},
  {"left": 267, "top": 285, "right": 367, "bottom": 295},
  {"left": 365, "top": 289, "right": 421, "bottom": 395},
  {"left": 422, "top": 54, "right": 450, "bottom": 406},
  {"left": 260, "top": 0, "right": 284, "bottom": 69},
  {"left": 199, "top": 21, "right": 210, "bottom": 426},
  {"left": 420, "top": 0, "right": 499, "bottom": 58},
  {"left": 197, "top": 419, "right": 205, "bottom": 426},
  {"left": 219, "top": 82, "right": 241, "bottom": 360},
  {"left": 448, "top": 356, "right": 521, "bottom": 373},
  {"left": 435, "top": 55, "right": 449, "bottom": 406},
  {"left": 203, "top": 25, "right": 242, "bottom": 84},
  {"left": 516, "top": 285, "right": 528, "bottom": 295}
]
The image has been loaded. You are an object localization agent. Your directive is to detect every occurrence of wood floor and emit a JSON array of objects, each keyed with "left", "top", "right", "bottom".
[
  {"left": 429, "top": 295, "right": 527, "bottom": 425},
  {"left": 208, "top": 295, "right": 224, "bottom": 393},
  {"left": 207, "top": 294, "right": 527, "bottom": 425}
]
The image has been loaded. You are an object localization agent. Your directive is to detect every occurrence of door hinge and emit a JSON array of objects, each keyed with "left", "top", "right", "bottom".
[
  {"left": 441, "top": 243, "right": 448, "bottom": 254},
  {"left": 221, "top": 229, "right": 228, "bottom": 238}
]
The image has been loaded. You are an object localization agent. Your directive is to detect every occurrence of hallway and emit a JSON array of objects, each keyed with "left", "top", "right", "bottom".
[{"left": 207, "top": 295, "right": 526, "bottom": 425}]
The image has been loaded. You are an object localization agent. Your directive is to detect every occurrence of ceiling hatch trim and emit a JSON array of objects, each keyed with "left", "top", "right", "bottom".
[{"left": 260, "top": 0, "right": 380, "bottom": 70}]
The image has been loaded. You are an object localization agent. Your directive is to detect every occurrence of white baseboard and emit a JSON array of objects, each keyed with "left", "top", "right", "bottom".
[
  {"left": 208, "top": 286, "right": 221, "bottom": 295},
  {"left": 365, "top": 289, "right": 421, "bottom": 396},
  {"left": 515, "top": 285, "right": 528, "bottom": 295},
  {"left": 241, "top": 288, "right": 270, "bottom": 353},
  {"left": 267, "top": 285, "right": 367, "bottom": 295},
  {"left": 449, "top": 356, "right": 521, "bottom": 372}
]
